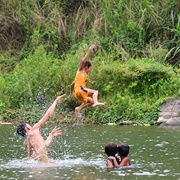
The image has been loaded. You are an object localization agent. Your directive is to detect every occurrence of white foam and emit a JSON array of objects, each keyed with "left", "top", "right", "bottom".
[
  {"left": 133, "top": 172, "right": 157, "bottom": 176},
  {"left": 0, "top": 157, "right": 105, "bottom": 169}
]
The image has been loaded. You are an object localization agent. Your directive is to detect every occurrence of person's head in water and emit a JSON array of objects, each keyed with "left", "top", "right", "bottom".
[
  {"left": 105, "top": 142, "right": 117, "bottom": 157},
  {"left": 16, "top": 123, "right": 32, "bottom": 137},
  {"left": 117, "top": 143, "right": 130, "bottom": 157}
]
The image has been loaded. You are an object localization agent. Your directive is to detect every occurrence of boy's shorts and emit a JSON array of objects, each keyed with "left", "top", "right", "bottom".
[{"left": 74, "top": 86, "right": 89, "bottom": 103}]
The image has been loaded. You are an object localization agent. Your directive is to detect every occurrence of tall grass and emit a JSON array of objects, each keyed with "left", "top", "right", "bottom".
[
  {"left": 1, "top": 0, "right": 179, "bottom": 62},
  {"left": 99, "top": 0, "right": 180, "bottom": 63}
]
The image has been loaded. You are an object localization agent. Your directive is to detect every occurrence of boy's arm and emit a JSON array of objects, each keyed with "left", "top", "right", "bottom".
[
  {"left": 107, "top": 156, "right": 119, "bottom": 168},
  {"left": 110, "top": 156, "right": 119, "bottom": 167},
  {"left": 107, "top": 159, "right": 114, "bottom": 168},
  {"left": 33, "top": 94, "right": 66, "bottom": 129},
  {"left": 70, "top": 81, "right": 75, "bottom": 97},
  {"left": 79, "top": 44, "right": 96, "bottom": 70},
  {"left": 45, "top": 127, "right": 62, "bottom": 147},
  {"left": 119, "top": 157, "right": 130, "bottom": 166}
]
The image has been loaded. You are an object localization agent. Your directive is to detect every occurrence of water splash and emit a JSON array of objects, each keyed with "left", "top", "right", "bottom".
[{"left": 0, "top": 157, "right": 105, "bottom": 169}]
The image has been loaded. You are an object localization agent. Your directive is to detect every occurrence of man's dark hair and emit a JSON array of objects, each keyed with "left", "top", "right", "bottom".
[
  {"left": 117, "top": 143, "right": 129, "bottom": 157},
  {"left": 84, "top": 60, "right": 91, "bottom": 68},
  {"left": 105, "top": 142, "right": 117, "bottom": 156},
  {"left": 16, "top": 123, "right": 27, "bottom": 137}
]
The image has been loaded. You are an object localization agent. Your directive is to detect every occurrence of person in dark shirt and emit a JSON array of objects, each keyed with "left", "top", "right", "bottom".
[{"left": 104, "top": 142, "right": 119, "bottom": 168}]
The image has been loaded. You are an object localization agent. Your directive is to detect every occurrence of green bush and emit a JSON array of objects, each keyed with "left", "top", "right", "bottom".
[
  {"left": 3, "top": 45, "right": 63, "bottom": 108},
  {"left": 87, "top": 58, "right": 180, "bottom": 124}
]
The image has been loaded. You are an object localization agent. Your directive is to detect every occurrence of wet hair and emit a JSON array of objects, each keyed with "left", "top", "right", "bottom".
[
  {"left": 84, "top": 60, "right": 91, "bottom": 68},
  {"left": 117, "top": 143, "right": 130, "bottom": 157},
  {"left": 16, "top": 122, "right": 27, "bottom": 137},
  {"left": 105, "top": 142, "right": 117, "bottom": 156}
]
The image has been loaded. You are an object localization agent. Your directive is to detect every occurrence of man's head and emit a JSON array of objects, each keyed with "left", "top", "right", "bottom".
[
  {"left": 117, "top": 143, "right": 130, "bottom": 157},
  {"left": 84, "top": 60, "right": 91, "bottom": 74},
  {"left": 16, "top": 122, "right": 30, "bottom": 137},
  {"left": 105, "top": 142, "right": 117, "bottom": 157}
]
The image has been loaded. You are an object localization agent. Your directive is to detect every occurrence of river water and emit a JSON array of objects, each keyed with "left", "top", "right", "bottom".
[{"left": 0, "top": 124, "right": 179, "bottom": 180}]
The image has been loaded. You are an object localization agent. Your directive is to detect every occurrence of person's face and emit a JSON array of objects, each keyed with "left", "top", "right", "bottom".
[{"left": 84, "top": 66, "right": 91, "bottom": 74}]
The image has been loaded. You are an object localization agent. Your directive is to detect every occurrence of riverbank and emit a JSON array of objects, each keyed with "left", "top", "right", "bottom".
[
  {"left": 1, "top": 97, "right": 180, "bottom": 126},
  {"left": 0, "top": 113, "right": 156, "bottom": 126}
]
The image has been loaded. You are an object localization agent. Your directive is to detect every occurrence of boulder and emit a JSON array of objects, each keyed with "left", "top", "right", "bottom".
[{"left": 157, "top": 98, "right": 180, "bottom": 126}]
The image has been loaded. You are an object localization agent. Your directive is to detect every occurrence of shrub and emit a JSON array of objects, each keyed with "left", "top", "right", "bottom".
[{"left": 4, "top": 45, "right": 63, "bottom": 108}]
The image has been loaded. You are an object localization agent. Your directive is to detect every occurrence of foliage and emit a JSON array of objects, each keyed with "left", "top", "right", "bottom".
[
  {"left": 99, "top": 0, "right": 180, "bottom": 63},
  {"left": 87, "top": 58, "right": 180, "bottom": 124},
  {"left": 0, "top": 0, "right": 180, "bottom": 124},
  {"left": 2, "top": 45, "right": 63, "bottom": 109}
]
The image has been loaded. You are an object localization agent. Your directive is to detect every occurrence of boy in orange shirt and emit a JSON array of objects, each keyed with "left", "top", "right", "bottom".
[{"left": 70, "top": 44, "right": 105, "bottom": 117}]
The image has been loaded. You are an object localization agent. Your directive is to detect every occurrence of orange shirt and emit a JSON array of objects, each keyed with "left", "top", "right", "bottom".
[{"left": 74, "top": 70, "right": 87, "bottom": 92}]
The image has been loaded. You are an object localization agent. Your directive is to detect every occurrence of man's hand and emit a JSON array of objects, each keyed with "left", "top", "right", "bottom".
[
  {"left": 55, "top": 94, "right": 66, "bottom": 104},
  {"left": 45, "top": 127, "right": 62, "bottom": 147},
  {"left": 51, "top": 127, "right": 62, "bottom": 137}
]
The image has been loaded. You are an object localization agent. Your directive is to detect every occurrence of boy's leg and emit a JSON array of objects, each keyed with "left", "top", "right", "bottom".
[
  {"left": 74, "top": 89, "right": 105, "bottom": 117},
  {"left": 88, "top": 89, "right": 106, "bottom": 108},
  {"left": 75, "top": 102, "right": 92, "bottom": 117}
]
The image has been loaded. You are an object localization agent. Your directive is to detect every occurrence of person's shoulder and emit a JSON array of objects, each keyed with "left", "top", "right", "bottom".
[
  {"left": 124, "top": 157, "right": 131, "bottom": 165},
  {"left": 78, "top": 69, "right": 85, "bottom": 75},
  {"left": 119, "top": 156, "right": 130, "bottom": 166},
  {"left": 31, "top": 124, "right": 40, "bottom": 132},
  {"left": 127, "top": 157, "right": 131, "bottom": 165}
]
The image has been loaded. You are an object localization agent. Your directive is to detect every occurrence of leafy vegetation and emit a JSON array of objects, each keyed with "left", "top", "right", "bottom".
[{"left": 0, "top": 0, "right": 179, "bottom": 124}]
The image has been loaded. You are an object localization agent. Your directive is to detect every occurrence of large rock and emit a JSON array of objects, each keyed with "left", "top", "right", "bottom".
[{"left": 157, "top": 98, "right": 180, "bottom": 126}]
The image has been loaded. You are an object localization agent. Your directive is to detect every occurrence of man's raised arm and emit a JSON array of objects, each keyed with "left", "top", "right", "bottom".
[{"left": 33, "top": 94, "right": 66, "bottom": 129}]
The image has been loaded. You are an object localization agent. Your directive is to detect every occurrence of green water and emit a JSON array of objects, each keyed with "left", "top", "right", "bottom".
[{"left": 0, "top": 124, "right": 179, "bottom": 180}]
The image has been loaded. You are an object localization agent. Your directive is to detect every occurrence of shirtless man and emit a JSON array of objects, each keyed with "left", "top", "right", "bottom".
[
  {"left": 16, "top": 94, "right": 66, "bottom": 163},
  {"left": 70, "top": 44, "right": 105, "bottom": 117}
]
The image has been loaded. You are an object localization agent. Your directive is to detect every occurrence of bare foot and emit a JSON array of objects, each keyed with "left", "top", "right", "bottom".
[
  {"left": 93, "top": 102, "right": 106, "bottom": 108},
  {"left": 75, "top": 107, "right": 81, "bottom": 118}
]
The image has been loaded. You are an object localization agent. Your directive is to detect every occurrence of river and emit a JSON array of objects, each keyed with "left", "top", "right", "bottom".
[{"left": 0, "top": 124, "right": 179, "bottom": 179}]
